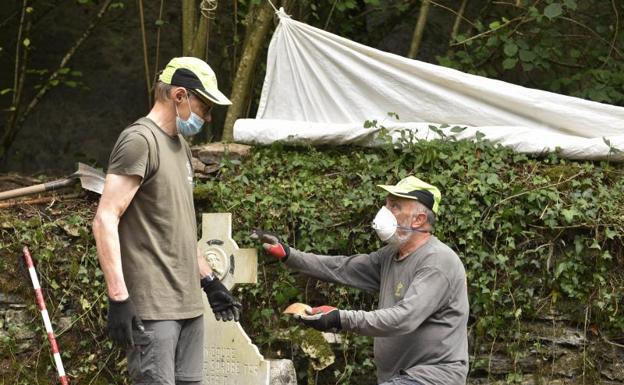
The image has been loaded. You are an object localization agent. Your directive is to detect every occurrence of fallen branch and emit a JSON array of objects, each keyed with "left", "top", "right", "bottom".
[
  {"left": 0, "top": 192, "right": 82, "bottom": 209},
  {"left": 602, "top": 336, "right": 624, "bottom": 349},
  {"left": 0, "top": 174, "right": 41, "bottom": 185}
]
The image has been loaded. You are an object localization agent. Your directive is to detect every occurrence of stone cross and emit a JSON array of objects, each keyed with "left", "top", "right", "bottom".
[
  {"left": 198, "top": 213, "right": 257, "bottom": 291},
  {"left": 198, "top": 213, "right": 295, "bottom": 385}
]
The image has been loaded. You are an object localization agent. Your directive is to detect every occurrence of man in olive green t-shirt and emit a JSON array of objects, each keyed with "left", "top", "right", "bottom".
[{"left": 93, "top": 57, "right": 241, "bottom": 385}]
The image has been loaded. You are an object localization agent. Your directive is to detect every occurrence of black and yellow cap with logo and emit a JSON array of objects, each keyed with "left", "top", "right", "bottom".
[
  {"left": 378, "top": 176, "right": 442, "bottom": 214},
  {"left": 159, "top": 57, "right": 232, "bottom": 106}
]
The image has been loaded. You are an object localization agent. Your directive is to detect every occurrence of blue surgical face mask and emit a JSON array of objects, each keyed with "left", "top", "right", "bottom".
[{"left": 175, "top": 93, "right": 205, "bottom": 137}]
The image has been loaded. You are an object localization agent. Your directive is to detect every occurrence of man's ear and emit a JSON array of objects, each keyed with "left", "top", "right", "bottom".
[
  {"left": 412, "top": 211, "right": 427, "bottom": 228},
  {"left": 171, "top": 87, "right": 186, "bottom": 102}
]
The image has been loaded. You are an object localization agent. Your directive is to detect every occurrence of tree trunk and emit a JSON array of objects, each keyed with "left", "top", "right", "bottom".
[
  {"left": 407, "top": 0, "right": 431, "bottom": 59},
  {"left": 181, "top": 0, "right": 210, "bottom": 59},
  {"left": 221, "top": 1, "right": 274, "bottom": 141},
  {"left": 191, "top": 14, "right": 209, "bottom": 58},
  {"left": 182, "top": 0, "right": 197, "bottom": 56}
]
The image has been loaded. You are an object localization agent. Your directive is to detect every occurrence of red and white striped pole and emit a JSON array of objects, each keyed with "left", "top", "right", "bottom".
[{"left": 22, "top": 246, "right": 69, "bottom": 385}]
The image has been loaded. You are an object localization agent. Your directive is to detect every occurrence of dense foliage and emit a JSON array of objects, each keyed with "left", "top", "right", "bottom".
[
  {"left": 0, "top": 200, "right": 115, "bottom": 385},
  {"left": 438, "top": 0, "right": 624, "bottom": 106},
  {"left": 195, "top": 135, "right": 624, "bottom": 383},
  {"left": 1, "top": 135, "right": 623, "bottom": 384},
  {"left": 1, "top": 0, "right": 622, "bottom": 383}
]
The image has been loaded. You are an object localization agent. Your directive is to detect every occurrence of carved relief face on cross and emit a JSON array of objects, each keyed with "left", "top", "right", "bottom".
[{"left": 198, "top": 213, "right": 258, "bottom": 290}]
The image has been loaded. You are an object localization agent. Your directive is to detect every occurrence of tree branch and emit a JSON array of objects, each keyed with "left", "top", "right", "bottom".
[
  {"left": 138, "top": 0, "right": 152, "bottom": 107},
  {"left": 449, "top": 0, "right": 469, "bottom": 46},
  {"left": 153, "top": 0, "right": 166, "bottom": 85},
  {"left": 0, "top": 0, "right": 112, "bottom": 163},
  {"left": 450, "top": 16, "right": 523, "bottom": 47},
  {"left": 560, "top": 16, "right": 623, "bottom": 59},
  {"left": 12, "top": 0, "right": 27, "bottom": 107},
  {"left": 602, "top": 0, "right": 620, "bottom": 66}
]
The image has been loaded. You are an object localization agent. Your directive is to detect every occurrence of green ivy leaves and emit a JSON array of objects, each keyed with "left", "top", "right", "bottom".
[
  {"left": 2, "top": 134, "right": 622, "bottom": 384},
  {"left": 543, "top": 3, "right": 563, "bottom": 19},
  {"left": 194, "top": 135, "right": 624, "bottom": 354},
  {"left": 437, "top": 1, "right": 624, "bottom": 105}
]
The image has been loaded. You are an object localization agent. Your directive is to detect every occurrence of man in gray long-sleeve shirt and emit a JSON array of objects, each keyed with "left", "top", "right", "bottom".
[{"left": 252, "top": 176, "right": 469, "bottom": 385}]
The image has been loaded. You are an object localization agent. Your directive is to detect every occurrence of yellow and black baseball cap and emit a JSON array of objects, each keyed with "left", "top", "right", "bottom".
[
  {"left": 159, "top": 57, "right": 232, "bottom": 105},
  {"left": 378, "top": 176, "right": 442, "bottom": 214}
]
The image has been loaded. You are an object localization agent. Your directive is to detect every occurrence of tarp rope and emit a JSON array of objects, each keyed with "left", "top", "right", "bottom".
[{"left": 266, "top": 0, "right": 278, "bottom": 12}]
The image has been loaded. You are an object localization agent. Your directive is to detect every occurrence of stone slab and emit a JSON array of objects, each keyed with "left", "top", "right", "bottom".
[
  {"left": 199, "top": 212, "right": 271, "bottom": 385},
  {"left": 192, "top": 143, "right": 252, "bottom": 166},
  {"left": 202, "top": 296, "right": 270, "bottom": 385}
]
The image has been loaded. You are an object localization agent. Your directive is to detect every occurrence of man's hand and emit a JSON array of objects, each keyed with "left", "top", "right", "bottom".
[
  {"left": 107, "top": 297, "right": 144, "bottom": 348},
  {"left": 250, "top": 229, "right": 290, "bottom": 260},
  {"left": 297, "top": 305, "right": 341, "bottom": 332},
  {"left": 201, "top": 276, "right": 242, "bottom": 322}
]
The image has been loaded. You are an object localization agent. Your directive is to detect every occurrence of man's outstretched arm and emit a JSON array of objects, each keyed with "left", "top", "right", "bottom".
[
  {"left": 340, "top": 267, "right": 451, "bottom": 337},
  {"left": 251, "top": 229, "right": 383, "bottom": 293}
]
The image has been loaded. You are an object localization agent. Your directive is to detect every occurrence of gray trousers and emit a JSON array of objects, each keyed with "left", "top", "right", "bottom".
[{"left": 128, "top": 315, "right": 204, "bottom": 385}]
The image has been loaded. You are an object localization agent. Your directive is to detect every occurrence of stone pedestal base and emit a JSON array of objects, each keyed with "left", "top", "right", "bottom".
[{"left": 269, "top": 359, "right": 297, "bottom": 385}]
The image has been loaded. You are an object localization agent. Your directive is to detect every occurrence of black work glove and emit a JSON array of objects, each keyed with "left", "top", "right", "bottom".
[
  {"left": 201, "top": 276, "right": 242, "bottom": 322},
  {"left": 107, "top": 297, "right": 144, "bottom": 348},
  {"left": 250, "top": 229, "right": 290, "bottom": 260},
  {"left": 297, "top": 305, "right": 342, "bottom": 332}
]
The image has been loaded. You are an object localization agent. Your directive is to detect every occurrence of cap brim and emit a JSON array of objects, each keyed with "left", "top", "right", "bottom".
[
  {"left": 196, "top": 88, "right": 232, "bottom": 106},
  {"left": 377, "top": 185, "right": 419, "bottom": 200}
]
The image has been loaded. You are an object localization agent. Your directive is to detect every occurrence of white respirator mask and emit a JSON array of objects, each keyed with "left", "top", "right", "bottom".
[
  {"left": 371, "top": 206, "right": 429, "bottom": 243},
  {"left": 371, "top": 206, "right": 401, "bottom": 242}
]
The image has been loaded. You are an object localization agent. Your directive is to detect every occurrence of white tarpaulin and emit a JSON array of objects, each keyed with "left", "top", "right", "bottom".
[{"left": 234, "top": 9, "right": 624, "bottom": 160}]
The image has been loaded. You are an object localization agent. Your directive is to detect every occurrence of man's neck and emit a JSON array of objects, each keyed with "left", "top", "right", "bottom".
[
  {"left": 397, "top": 232, "right": 432, "bottom": 260},
  {"left": 146, "top": 101, "right": 177, "bottom": 136}
]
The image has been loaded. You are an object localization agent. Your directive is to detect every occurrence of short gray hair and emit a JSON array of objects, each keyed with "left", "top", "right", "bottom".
[
  {"left": 154, "top": 81, "right": 176, "bottom": 102},
  {"left": 413, "top": 201, "right": 436, "bottom": 228}
]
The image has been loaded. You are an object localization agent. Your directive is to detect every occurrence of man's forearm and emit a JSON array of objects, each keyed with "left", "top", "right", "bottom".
[
  {"left": 93, "top": 212, "right": 128, "bottom": 300},
  {"left": 342, "top": 267, "right": 450, "bottom": 336},
  {"left": 286, "top": 249, "right": 381, "bottom": 293}
]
